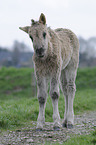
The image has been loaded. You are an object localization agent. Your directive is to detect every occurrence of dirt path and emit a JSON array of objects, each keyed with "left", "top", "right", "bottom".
[{"left": 0, "top": 111, "right": 96, "bottom": 145}]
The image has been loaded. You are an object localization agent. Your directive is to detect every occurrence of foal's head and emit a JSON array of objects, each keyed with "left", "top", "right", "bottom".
[{"left": 19, "top": 13, "right": 49, "bottom": 58}]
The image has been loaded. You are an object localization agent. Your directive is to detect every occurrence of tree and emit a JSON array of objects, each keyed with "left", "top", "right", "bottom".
[{"left": 12, "top": 41, "right": 20, "bottom": 66}]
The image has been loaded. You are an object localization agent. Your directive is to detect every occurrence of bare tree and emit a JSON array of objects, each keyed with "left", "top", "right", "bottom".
[{"left": 12, "top": 41, "right": 20, "bottom": 66}]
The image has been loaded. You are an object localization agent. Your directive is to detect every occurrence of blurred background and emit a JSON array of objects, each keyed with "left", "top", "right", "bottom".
[{"left": 0, "top": 0, "right": 96, "bottom": 68}]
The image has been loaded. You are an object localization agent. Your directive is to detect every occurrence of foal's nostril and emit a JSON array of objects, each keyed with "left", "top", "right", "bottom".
[
  {"left": 36, "top": 47, "right": 44, "bottom": 55},
  {"left": 40, "top": 47, "right": 44, "bottom": 53},
  {"left": 36, "top": 49, "right": 39, "bottom": 54}
]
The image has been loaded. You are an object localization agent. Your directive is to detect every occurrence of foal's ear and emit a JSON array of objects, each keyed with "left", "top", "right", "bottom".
[
  {"left": 39, "top": 13, "right": 46, "bottom": 25},
  {"left": 19, "top": 26, "right": 30, "bottom": 34}
]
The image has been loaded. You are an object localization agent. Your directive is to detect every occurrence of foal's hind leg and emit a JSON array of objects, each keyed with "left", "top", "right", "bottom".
[{"left": 60, "top": 66, "right": 77, "bottom": 128}]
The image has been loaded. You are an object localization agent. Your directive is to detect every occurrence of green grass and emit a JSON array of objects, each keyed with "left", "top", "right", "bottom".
[
  {"left": 76, "top": 67, "right": 96, "bottom": 90},
  {"left": 64, "top": 130, "right": 96, "bottom": 145},
  {"left": 46, "top": 129, "right": 96, "bottom": 145},
  {"left": 0, "top": 67, "right": 33, "bottom": 96},
  {"left": 74, "top": 89, "right": 96, "bottom": 114},
  {"left": 0, "top": 67, "right": 96, "bottom": 131}
]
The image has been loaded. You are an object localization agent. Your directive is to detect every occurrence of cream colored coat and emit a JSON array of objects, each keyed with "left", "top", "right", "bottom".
[{"left": 19, "top": 13, "right": 79, "bottom": 130}]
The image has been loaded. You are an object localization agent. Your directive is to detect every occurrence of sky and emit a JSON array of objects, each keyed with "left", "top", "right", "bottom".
[{"left": 0, "top": 0, "right": 96, "bottom": 50}]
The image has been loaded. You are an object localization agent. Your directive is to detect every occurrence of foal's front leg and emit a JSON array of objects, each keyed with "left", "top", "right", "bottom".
[
  {"left": 36, "top": 77, "right": 48, "bottom": 130},
  {"left": 50, "top": 75, "right": 61, "bottom": 130}
]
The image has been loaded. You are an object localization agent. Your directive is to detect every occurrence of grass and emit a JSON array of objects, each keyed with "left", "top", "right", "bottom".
[
  {"left": 0, "top": 67, "right": 96, "bottom": 131},
  {"left": 74, "top": 89, "right": 96, "bottom": 114},
  {"left": 76, "top": 67, "right": 96, "bottom": 90},
  {"left": 46, "top": 129, "right": 96, "bottom": 145},
  {"left": 68, "top": 131, "right": 96, "bottom": 145},
  {"left": 0, "top": 67, "right": 33, "bottom": 96}
]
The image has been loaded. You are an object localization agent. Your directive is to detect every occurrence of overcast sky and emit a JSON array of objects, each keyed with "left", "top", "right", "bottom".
[{"left": 0, "top": 0, "right": 96, "bottom": 49}]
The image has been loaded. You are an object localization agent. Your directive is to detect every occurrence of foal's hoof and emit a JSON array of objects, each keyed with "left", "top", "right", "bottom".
[
  {"left": 66, "top": 124, "right": 73, "bottom": 129},
  {"left": 36, "top": 121, "right": 44, "bottom": 131},
  {"left": 53, "top": 126, "right": 60, "bottom": 131},
  {"left": 62, "top": 122, "right": 73, "bottom": 129},
  {"left": 62, "top": 123, "right": 67, "bottom": 128}
]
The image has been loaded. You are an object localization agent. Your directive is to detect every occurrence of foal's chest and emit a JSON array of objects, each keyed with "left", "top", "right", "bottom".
[{"left": 34, "top": 55, "right": 60, "bottom": 76}]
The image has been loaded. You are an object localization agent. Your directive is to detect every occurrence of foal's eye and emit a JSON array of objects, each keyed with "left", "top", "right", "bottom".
[
  {"left": 30, "top": 35, "right": 33, "bottom": 42},
  {"left": 43, "top": 32, "right": 46, "bottom": 39}
]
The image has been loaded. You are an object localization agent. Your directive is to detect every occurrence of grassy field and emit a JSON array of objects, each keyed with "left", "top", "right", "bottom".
[
  {"left": 0, "top": 67, "right": 96, "bottom": 144},
  {"left": 0, "top": 67, "right": 96, "bottom": 131}
]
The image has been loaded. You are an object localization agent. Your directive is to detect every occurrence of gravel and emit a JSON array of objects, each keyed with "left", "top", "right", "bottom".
[{"left": 0, "top": 111, "right": 96, "bottom": 145}]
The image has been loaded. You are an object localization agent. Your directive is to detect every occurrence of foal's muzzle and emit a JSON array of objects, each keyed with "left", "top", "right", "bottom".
[{"left": 36, "top": 47, "right": 45, "bottom": 58}]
